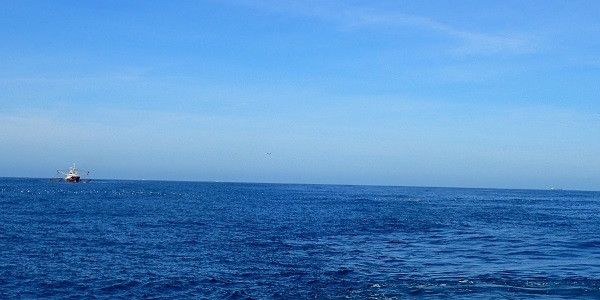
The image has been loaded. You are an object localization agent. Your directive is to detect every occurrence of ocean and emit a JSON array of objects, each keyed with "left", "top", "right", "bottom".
[{"left": 1, "top": 178, "right": 599, "bottom": 299}]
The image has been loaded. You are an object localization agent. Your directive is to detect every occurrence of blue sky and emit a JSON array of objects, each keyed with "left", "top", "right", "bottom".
[{"left": 1, "top": 0, "right": 599, "bottom": 190}]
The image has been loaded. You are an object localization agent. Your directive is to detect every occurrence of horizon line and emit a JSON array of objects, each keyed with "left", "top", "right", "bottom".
[{"left": 1, "top": 176, "right": 595, "bottom": 193}]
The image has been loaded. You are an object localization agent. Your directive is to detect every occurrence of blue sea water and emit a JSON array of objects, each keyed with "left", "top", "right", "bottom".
[{"left": 1, "top": 178, "right": 600, "bottom": 299}]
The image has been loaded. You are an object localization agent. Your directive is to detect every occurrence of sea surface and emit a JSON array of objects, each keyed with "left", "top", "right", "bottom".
[{"left": 1, "top": 178, "right": 600, "bottom": 299}]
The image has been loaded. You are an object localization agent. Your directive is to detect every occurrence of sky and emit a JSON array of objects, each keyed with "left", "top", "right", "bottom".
[{"left": 1, "top": 0, "right": 599, "bottom": 190}]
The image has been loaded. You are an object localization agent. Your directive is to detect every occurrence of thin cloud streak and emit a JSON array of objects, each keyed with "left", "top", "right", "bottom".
[
  {"left": 331, "top": 8, "right": 539, "bottom": 55},
  {"left": 240, "top": 0, "right": 540, "bottom": 55}
]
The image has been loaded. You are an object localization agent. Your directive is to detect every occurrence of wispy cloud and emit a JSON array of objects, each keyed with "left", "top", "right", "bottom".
[
  {"left": 341, "top": 8, "right": 538, "bottom": 54},
  {"left": 238, "top": 0, "right": 540, "bottom": 55}
]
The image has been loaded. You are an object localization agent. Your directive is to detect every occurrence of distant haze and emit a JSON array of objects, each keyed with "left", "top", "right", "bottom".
[{"left": 1, "top": 1, "right": 599, "bottom": 190}]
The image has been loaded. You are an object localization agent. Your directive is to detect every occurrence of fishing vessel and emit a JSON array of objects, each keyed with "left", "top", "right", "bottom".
[{"left": 55, "top": 164, "right": 90, "bottom": 183}]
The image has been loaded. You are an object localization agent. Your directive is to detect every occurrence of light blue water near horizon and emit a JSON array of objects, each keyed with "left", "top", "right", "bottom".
[{"left": 1, "top": 178, "right": 600, "bottom": 299}]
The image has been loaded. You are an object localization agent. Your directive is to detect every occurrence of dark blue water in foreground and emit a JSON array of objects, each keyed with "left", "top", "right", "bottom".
[{"left": 1, "top": 178, "right": 600, "bottom": 299}]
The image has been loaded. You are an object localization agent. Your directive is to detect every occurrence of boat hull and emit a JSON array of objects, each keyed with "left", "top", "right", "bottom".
[{"left": 65, "top": 176, "right": 80, "bottom": 183}]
